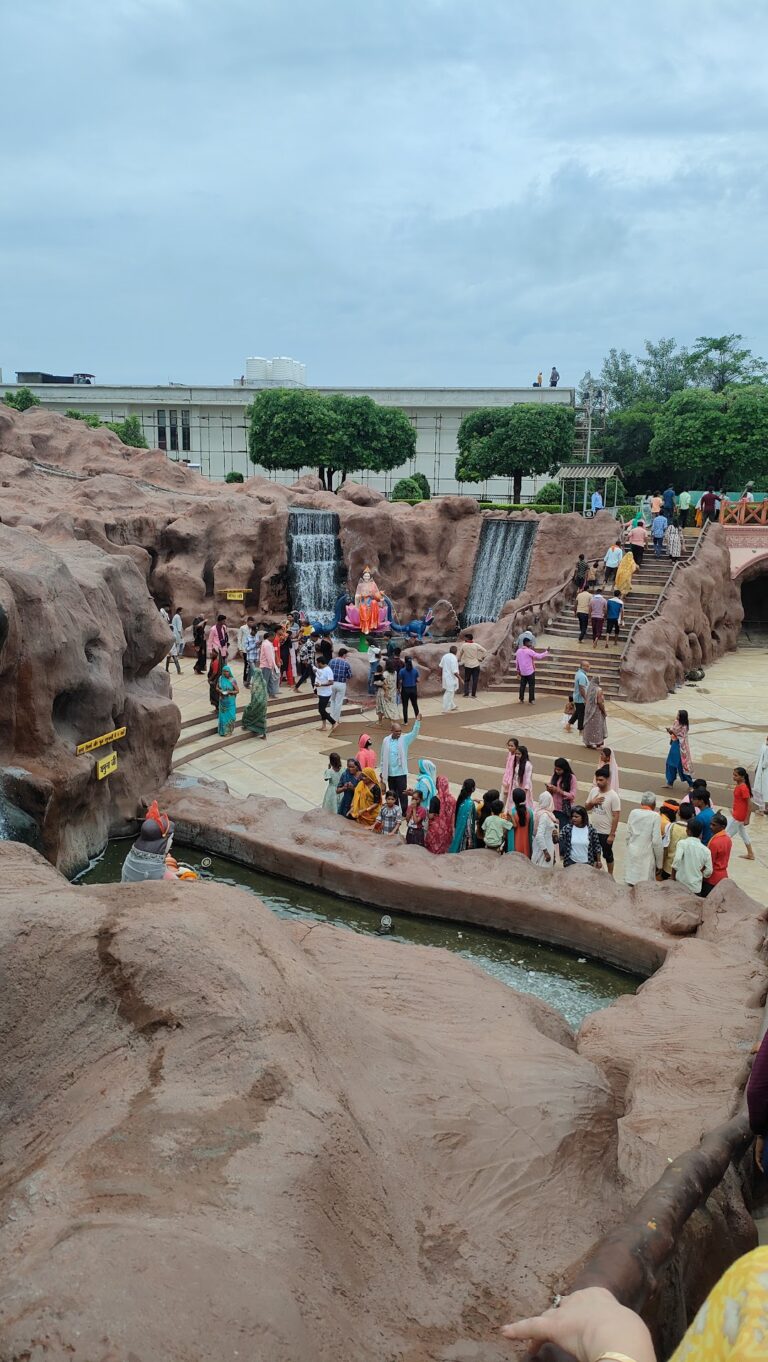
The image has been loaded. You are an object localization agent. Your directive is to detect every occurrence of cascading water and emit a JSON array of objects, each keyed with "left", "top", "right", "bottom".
[
  {"left": 286, "top": 509, "right": 345, "bottom": 622},
  {"left": 462, "top": 518, "right": 538, "bottom": 625}
]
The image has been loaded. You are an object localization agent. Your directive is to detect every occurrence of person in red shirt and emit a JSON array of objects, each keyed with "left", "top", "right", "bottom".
[
  {"left": 699, "top": 487, "right": 718, "bottom": 523},
  {"left": 727, "top": 767, "right": 755, "bottom": 861},
  {"left": 701, "top": 812, "right": 732, "bottom": 895}
]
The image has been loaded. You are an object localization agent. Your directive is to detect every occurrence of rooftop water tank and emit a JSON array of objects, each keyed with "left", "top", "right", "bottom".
[
  {"left": 245, "top": 356, "right": 269, "bottom": 383},
  {"left": 270, "top": 356, "right": 303, "bottom": 383}
]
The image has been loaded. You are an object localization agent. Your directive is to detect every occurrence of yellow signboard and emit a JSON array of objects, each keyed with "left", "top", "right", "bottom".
[
  {"left": 76, "top": 726, "right": 127, "bottom": 756},
  {"left": 96, "top": 751, "right": 118, "bottom": 780},
  {"left": 226, "top": 590, "right": 245, "bottom": 601}
]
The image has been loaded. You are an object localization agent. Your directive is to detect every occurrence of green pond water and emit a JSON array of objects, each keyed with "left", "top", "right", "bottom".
[{"left": 78, "top": 841, "right": 638, "bottom": 1028}]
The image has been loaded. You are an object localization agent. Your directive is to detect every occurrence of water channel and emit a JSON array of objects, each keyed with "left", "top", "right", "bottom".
[{"left": 78, "top": 841, "right": 638, "bottom": 1028}]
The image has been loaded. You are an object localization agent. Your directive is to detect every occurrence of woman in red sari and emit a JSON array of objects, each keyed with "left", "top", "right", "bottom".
[{"left": 425, "top": 775, "right": 457, "bottom": 855}]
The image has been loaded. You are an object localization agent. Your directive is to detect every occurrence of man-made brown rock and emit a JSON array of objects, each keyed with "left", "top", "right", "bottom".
[
  {"left": 619, "top": 524, "right": 743, "bottom": 701},
  {"left": 0, "top": 840, "right": 625, "bottom": 1361},
  {"left": 0, "top": 523, "right": 179, "bottom": 874}
]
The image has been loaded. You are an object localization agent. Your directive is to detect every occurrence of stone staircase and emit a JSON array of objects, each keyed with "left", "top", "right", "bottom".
[
  {"left": 172, "top": 687, "right": 363, "bottom": 769},
  {"left": 490, "top": 530, "right": 700, "bottom": 702}
]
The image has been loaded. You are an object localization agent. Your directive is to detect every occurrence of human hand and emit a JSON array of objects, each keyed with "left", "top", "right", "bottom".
[
  {"left": 607, "top": 834, "right": 615, "bottom": 844},
  {"left": 501, "top": 1285, "right": 656, "bottom": 1362},
  {"left": 756, "top": 1136, "right": 765, "bottom": 1174}
]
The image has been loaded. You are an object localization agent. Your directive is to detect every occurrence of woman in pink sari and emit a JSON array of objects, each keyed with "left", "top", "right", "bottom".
[{"left": 425, "top": 775, "right": 457, "bottom": 855}]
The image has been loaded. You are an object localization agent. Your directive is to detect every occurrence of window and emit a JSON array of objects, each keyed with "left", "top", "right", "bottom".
[
  {"left": 169, "top": 409, "right": 178, "bottom": 452},
  {"left": 157, "top": 409, "right": 167, "bottom": 451},
  {"left": 181, "top": 408, "right": 190, "bottom": 452}
]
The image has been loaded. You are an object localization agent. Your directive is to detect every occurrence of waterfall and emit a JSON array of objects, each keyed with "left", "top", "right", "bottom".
[
  {"left": 462, "top": 519, "right": 538, "bottom": 625},
  {"left": 286, "top": 509, "right": 345, "bottom": 622}
]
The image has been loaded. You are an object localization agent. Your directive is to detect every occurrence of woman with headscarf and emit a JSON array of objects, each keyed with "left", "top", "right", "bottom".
[
  {"left": 349, "top": 766, "right": 382, "bottom": 826},
  {"left": 582, "top": 674, "right": 608, "bottom": 749},
  {"left": 614, "top": 549, "right": 638, "bottom": 597},
  {"left": 217, "top": 663, "right": 239, "bottom": 736},
  {"left": 375, "top": 660, "right": 399, "bottom": 724},
  {"left": 413, "top": 758, "right": 437, "bottom": 809},
  {"left": 425, "top": 775, "right": 456, "bottom": 854},
  {"left": 449, "top": 778, "right": 477, "bottom": 852},
  {"left": 241, "top": 664, "right": 268, "bottom": 739},
  {"left": 531, "top": 791, "right": 558, "bottom": 868},
  {"left": 355, "top": 733, "right": 377, "bottom": 770}
]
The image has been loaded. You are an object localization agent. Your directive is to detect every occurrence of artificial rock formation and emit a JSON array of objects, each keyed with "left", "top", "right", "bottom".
[
  {"left": 0, "top": 840, "right": 624, "bottom": 1362},
  {"left": 619, "top": 523, "right": 743, "bottom": 701},
  {"left": 0, "top": 522, "right": 178, "bottom": 874},
  {"left": 0, "top": 405, "right": 482, "bottom": 625}
]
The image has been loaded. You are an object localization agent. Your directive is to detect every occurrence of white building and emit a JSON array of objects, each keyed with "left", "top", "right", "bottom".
[{"left": 6, "top": 362, "right": 575, "bottom": 499}]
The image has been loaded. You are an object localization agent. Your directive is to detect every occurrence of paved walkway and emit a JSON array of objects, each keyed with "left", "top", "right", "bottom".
[{"left": 166, "top": 641, "right": 768, "bottom": 904}]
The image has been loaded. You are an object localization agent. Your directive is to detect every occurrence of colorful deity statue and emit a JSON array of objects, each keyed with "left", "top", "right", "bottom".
[{"left": 354, "top": 567, "right": 384, "bottom": 635}]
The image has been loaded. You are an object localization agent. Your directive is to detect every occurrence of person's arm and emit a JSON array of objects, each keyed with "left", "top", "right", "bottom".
[
  {"left": 531, "top": 649, "right": 550, "bottom": 660},
  {"left": 702, "top": 845, "right": 713, "bottom": 879},
  {"left": 561, "top": 778, "right": 576, "bottom": 805},
  {"left": 585, "top": 792, "right": 604, "bottom": 811},
  {"left": 402, "top": 719, "right": 421, "bottom": 750},
  {"left": 652, "top": 816, "right": 663, "bottom": 867},
  {"left": 608, "top": 800, "right": 620, "bottom": 842}
]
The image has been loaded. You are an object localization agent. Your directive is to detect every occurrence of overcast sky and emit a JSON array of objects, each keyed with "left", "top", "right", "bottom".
[{"left": 2, "top": 0, "right": 766, "bottom": 390}]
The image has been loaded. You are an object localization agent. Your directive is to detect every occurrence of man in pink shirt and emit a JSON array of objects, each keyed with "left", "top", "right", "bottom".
[
  {"left": 258, "top": 633, "right": 280, "bottom": 698},
  {"left": 514, "top": 642, "right": 551, "bottom": 703},
  {"left": 589, "top": 589, "right": 607, "bottom": 647}
]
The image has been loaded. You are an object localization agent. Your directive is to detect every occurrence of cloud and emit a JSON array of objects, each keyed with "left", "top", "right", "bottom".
[{"left": 1, "top": 0, "right": 767, "bottom": 386}]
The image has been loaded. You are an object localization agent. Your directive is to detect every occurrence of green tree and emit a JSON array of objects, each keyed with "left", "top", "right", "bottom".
[
  {"left": 3, "top": 386, "right": 41, "bottom": 411},
  {"left": 391, "top": 476, "right": 422, "bottom": 502},
  {"left": 225, "top": 470, "right": 245, "bottom": 483},
  {"left": 456, "top": 404, "right": 574, "bottom": 502},
  {"left": 106, "top": 414, "right": 148, "bottom": 448},
  {"left": 647, "top": 387, "right": 760, "bottom": 487},
  {"left": 601, "top": 400, "right": 659, "bottom": 491},
  {"left": 685, "top": 334, "right": 768, "bottom": 393},
  {"left": 533, "top": 479, "right": 562, "bottom": 505},
  {"left": 248, "top": 388, "right": 415, "bottom": 491},
  {"left": 410, "top": 471, "right": 431, "bottom": 499}
]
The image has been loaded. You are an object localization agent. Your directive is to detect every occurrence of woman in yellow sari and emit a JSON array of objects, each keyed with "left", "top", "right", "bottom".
[
  {"left": 349, "top": 767, "right": 383, "bottom": 827},
  {"left": 615, "top": 549, "right": 639, "bottom": 597}
]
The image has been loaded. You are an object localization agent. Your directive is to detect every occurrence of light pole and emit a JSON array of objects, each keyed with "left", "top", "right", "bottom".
[{"left": 581, "top": 385, "right": 594, "bottom": 517}]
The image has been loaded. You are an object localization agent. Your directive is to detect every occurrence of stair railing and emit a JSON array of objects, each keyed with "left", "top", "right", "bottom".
[
  {"left": 618, "top": 521, "right": 711, "bottom": 682},
  {"left": 485, "top": 571, "right": 579, "bottom": 680}
]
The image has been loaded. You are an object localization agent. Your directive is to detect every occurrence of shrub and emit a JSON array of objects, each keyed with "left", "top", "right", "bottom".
[
  {"left": 534, "top": 480, "right": 562, "bottom": 504},
  {"left": 105, "top": 414, "right": 148, "bottom": 448},
  {"left": 66, "top": 409, "right": 103, "bottom": 428},
  {"left": 411, "top": 471, "right": 431, "bottom": 499},
  {"left": 225, "top": 470, "right": 245, "bottom": 483},
  {"left": 3, "top": 387, "right": 41, "bottom": 411},
  {"left": 391, "top": 476, "right": 423, "bottom": 502}
]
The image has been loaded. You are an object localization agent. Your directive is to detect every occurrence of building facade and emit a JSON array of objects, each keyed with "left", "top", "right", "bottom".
[{"left": 4, "top": 375, "right": 575, "bottom": 500}]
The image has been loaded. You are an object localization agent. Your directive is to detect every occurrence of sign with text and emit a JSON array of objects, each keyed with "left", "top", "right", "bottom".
[
  {"left": 225, "top": 590, "right": 246, "bottom": 601},
  {"left": 96, "top": 751, "right": 118, "bottom": 780},
  {"left": 76, "top": 726, "right": 127, "bottom": 756}
]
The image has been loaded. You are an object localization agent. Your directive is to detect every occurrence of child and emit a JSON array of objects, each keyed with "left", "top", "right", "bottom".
[
  {"left": 404, "top": 789, "right": 428, "bottom": 846},
  {"left": 374, "top": 790, "right": 402, "bottom": 837},
  {"left": 702, "top": 811, "right": 732, "bottom": 895},
  {"left": 481, "top": 798, "right": 512, "bottom": 853},
  {"left": 561, "top": 697, "right": 576, "bottom": 730},
  {"left": 727, "top": 767, "right": 755, "bottom": 861},
  {"left": 321, "top": 752, "right": 343, "bottom": 813},
  {"left": 672, "top": 816, "right": 713, "bottom": 895},
  {"left": 508, "top": 787, "right": 533, "bottom": 857}
]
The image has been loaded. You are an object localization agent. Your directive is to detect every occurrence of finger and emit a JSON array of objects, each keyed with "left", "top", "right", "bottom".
[{"left": 500, "top": 1313, "right": 558, "bottom": 1341}]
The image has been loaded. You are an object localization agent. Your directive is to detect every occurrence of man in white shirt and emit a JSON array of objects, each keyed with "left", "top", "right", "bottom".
[
  {"left": 237, "top": 616, "right": 255, "bottom": 683},
  {"left": 603, "top": 543, "right": 623, "bottom": 585},
  {"left": 457, "top": 634, "right": 487, "bottom": 698},
  {"left": 439, "top": 645, "right": 460, "bottom": 712},
  {"left": 585, "top": 765, "right": 621, "bottom": 876},
  {"left": 672, "top": 817, "right": 713, "bottom": 894},
  {"left": 624, "top": 792, "right": 663, "bottom": 885},
  {"left": 314, "top": 661, "right": 336, "bottom": 732}
]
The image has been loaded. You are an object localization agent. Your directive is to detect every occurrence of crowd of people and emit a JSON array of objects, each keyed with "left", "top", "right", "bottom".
[{"left": 319, "top": 713, "right": 767, "bottom": 892}]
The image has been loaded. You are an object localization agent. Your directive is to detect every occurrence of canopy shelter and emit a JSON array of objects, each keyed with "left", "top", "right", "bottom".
[{"left": 556, "top": 463, "right": 625, "bottom": 514}]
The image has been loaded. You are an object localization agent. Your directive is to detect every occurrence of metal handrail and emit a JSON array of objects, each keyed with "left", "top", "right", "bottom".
[
  {"left": 485, "top": 568, "right": 579, "bottom": 675},
  {"left": 618, "top": 520, "right": 712, "bottom": 673}
]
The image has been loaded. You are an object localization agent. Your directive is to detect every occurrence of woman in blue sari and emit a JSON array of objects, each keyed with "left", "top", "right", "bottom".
[
  {"left": 217, "top": 663, "right": 239, "bottom": 736},
  {"left": 449, "top": 778, "right": 477, "bottom": 853}
]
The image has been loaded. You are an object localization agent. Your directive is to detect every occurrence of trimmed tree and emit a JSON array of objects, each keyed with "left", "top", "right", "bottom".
[
  {"left": 411, "top": 471, "right": 431, "bottom": 499},
  {"left": 391, "top": 476, "right": 422, "bottom": 502},
  {"left": 248, "top": 388, "right": 416, "bottom": 491},
  {"left": 456, "top": 404, "right": 574, "bottom": 502}
]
